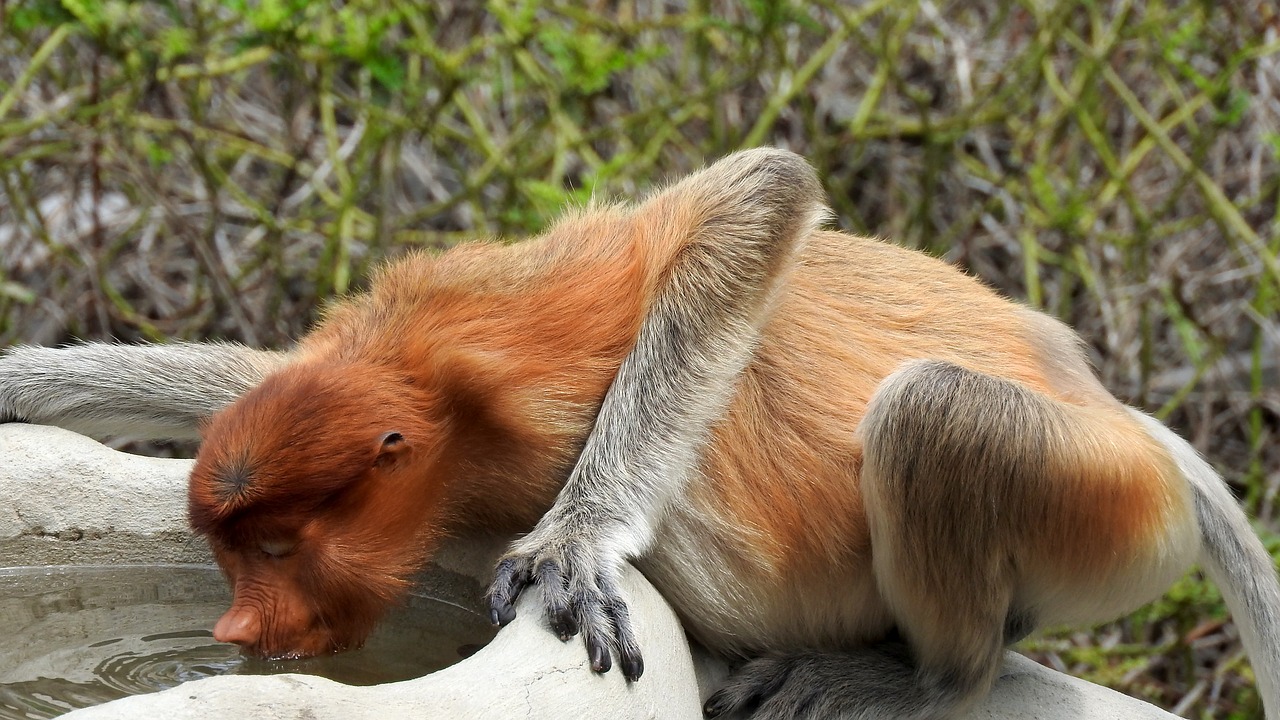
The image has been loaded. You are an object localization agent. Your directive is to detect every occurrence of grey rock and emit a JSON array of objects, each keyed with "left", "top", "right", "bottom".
[{"left": 0, "top": 423, "right": 207, "bottom": 566}]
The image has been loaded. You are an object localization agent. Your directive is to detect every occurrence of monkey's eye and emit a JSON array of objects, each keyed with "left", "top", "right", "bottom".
[{"left": 260, "top": 540, "right": 297, "bottom": 558}]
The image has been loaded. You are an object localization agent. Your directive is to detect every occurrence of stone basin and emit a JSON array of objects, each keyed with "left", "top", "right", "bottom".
[{"left": 0, "top": 424, "right": 1176, "bottom": 719}]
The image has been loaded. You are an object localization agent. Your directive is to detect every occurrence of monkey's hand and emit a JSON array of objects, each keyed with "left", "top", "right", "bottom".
[{"left": 487, "top": 526, "right": 644, "bottom": 682}]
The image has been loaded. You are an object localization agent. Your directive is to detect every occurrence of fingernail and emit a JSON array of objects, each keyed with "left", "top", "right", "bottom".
[
  {"left": 493, "top": 605, "right": 516, "bottom": 626},
  {"left": 590, "top": 644, "right": 611, "bottom": 673}
]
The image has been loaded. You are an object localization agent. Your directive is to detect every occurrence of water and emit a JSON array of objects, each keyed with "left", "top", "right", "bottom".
[{"left": 0, "top": 565, "right": 495, "bottom": 719}]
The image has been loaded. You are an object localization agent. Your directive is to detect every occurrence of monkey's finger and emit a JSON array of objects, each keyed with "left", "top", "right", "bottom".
[
  {"left": 704, "top": 683, "right": 764, "bottom": 718},
  {"left": 701, "top": 692, "right": 736, "bottom": 719},
  {"left": 702, "top": 656, "right": 793, "bottom": 718},
  {"left": 583, "top": 624, "right": 612, "bottom": 674},
  {"left": 487, "top": 557, "right": 531, "bottom": 626},
  {"left": 600, "top": 576, "right": 643, "bottom": 681},
  {"left": 535, "top": 559, "right": 578, "bottom": 640},
  {"left": 569, "top": 583, "right": 614, "bottom": 674}
]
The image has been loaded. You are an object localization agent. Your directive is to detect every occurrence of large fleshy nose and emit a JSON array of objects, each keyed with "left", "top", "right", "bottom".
[{"left": 212, "top": 607, "right": 261, "bottom": 647}]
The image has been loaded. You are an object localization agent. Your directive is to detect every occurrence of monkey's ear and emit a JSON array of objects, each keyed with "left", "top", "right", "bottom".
[
  {"left": 635, "top": 148, "right": 829, "bottom": 252},
  {"left": 374, "top": 430, "right": 409, "bottom": 468}
]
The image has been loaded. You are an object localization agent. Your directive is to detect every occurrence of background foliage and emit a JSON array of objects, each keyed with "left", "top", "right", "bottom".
[{"left": 1, "top": 0, "right": 1279, "bottom": 716}]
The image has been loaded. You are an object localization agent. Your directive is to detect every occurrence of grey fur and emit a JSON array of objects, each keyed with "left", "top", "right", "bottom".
[
  {"left": 703, "top": 646, "right": 959, "bottom": 720},
  {"left": 488, "top": 149, "right": 828, "bottom": 679},
  {"left": 853, "top": 360, "right": 1049, "bottom": 716},
  {"left": 1129, "top": 409, "right": 1280, "bottom": 720},
  {"left": 0, "top": 342, "right": 287, "bottom": 439}
]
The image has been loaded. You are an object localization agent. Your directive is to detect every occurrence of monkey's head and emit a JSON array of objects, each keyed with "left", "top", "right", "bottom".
[{"left": 188, "top": 361, "right": 448, "bottom": 659}]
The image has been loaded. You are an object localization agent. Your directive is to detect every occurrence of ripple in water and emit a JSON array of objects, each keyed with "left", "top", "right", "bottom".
[{"left": 0, "top": 565, "right": 495, "bottom": 719}]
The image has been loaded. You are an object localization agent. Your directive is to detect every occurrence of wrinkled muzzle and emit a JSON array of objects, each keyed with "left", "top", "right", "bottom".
[{"left": 211, "top": 584, "right": 360, "bottom": 659}]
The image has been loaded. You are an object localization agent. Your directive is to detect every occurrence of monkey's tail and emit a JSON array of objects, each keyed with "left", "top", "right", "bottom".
[
  {"left": 0, "top": 342, "right": 287, "bottom": 440},
  {"left": 1129, "top": 409, "right": 1280, "bottom": 720}
]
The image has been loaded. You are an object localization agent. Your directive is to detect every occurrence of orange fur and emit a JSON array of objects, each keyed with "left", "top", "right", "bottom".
[{"left": 191, "top": 207, "right": 1183, "bottom": 662}]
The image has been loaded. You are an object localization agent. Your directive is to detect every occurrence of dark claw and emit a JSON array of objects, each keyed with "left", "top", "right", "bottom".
[
  {"left": 600, "top": 575, "right": 643, "bottom": 681},
  {"left": 702, "top": 693, "right": 729, "bottom": 718},
  {"left": 621, "top": 653, "right": 643, "bottom": 682},
  {"left": 551, "top": 608, "right": 578, "bottom": 641},
  {"left": 489, "top": 549, "right": 647, "bottom": 683},
  {"left": 703, "top": 686, "right": 760, "bottom": 719},
  {"left": 533, "top": 559, "right": 577, "bottom": 640},
  {"left": 702, "top": 656, "right": 794, "bottom": 718},
  {"left": 487, "top": 557, "right": 530, "bottom": 627},
  {"left": 490, "top": 603, "right": 516, "bottom": 627},
  {"left": 588, "top": 637, "right": 611, "bottom": 673}
]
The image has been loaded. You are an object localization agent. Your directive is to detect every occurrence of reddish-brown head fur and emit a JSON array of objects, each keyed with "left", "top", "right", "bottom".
[
  {"left": 183, "top": 198, "right": 690, "bottom": 659},
  {"left": 189, "top": 361, "right": 449, "bottom": 658}
]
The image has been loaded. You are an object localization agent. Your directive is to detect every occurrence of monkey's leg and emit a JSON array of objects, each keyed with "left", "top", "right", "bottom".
[
  {"left": 703, "top": 644, "right": 958, "bottom": 720},
  {"left": 709, "top": 359, "right": 1199, "bottom": 719},
  {"left": 0, "top": 342, "right": 287, "bottom": 439},
  {"left": 487, "top": 148, "right": 828, "bottom": 680}
]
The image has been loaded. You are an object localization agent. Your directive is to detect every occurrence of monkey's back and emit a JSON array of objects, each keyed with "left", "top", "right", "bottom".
[
  {"left": 303, "top": 221, "right": 1124, "bottom": 655},
  {"left": 641, "top": 230, "right": 1096, "bottom": 656}
]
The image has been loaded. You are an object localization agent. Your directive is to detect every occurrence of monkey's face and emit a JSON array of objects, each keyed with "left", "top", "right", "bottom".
[
  {"left": 201, "top": 504, "right": 423, "bottom": 658},
  {"left": 206, "top": 538, "right": 373, "bottom": 658},
  {"left": 187, "top": 363, "right": 446, "bottom": 659}
]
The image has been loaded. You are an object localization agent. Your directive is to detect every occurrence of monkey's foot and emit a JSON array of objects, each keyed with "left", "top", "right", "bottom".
[
  {"left": 486, "top": 537, "right": 644, "bottom": 681},
  {"left": 703, "top": 646, "right": 924, "bottom": 720}
]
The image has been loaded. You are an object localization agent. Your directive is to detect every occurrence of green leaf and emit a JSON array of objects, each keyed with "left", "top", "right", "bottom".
[
  {"left": 160, "top": 27, "right": 196, "bottom": 62},
  {"left": 7, "top": 1, "right": 74, "bottom": 33},
  {"left": 365, "top": 53, "right": 405, "bottom": 92}
]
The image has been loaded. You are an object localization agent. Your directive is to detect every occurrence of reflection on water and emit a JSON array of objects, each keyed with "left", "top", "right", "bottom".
[{"left": 0, "top": 565, "right": 494, "bottom": 719}]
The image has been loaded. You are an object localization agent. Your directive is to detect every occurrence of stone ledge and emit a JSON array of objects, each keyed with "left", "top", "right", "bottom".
[
  {"left": 0, "top": 424, "right": 1177, "bottom": 719},
  {"left": 0, "top": 424, "right": 206, "bottom": 566}
]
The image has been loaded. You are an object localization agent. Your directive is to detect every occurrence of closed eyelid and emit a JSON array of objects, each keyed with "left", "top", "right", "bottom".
[{"left": 260, "top": 540, "right": 298, "bottom": 557}]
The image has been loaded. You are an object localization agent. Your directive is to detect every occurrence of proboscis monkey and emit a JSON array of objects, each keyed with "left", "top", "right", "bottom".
[{"left": 2, "top": 149, "right": 1277, "bottom": 719}]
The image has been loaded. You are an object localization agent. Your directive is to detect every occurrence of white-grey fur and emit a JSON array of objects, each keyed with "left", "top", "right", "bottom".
[
  {"left": 490, "top": 149, "right": 828, "bottom": 678},
  {"left": 1129, "top": 408, "right": 1280, "bottom": 720},
  {"left": 0, "top": 342, "right": 287, "bottom": 439}
]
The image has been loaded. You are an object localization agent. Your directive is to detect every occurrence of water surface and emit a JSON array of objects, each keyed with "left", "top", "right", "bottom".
[{"left": 0, "top": 565, "right": 494, "bottom": 719}]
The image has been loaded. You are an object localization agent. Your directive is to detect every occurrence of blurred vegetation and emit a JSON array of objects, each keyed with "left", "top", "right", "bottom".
[{"left": 1, "top": 0, "right": 1279, "bottom": 716}]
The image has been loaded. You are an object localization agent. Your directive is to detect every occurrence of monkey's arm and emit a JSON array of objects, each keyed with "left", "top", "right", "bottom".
[
  {"left": 487, "top": 149, "right": 827, "bottom": 679},
  {"left": 0, "top": 342, "right": 287, "bottom": 440}
]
